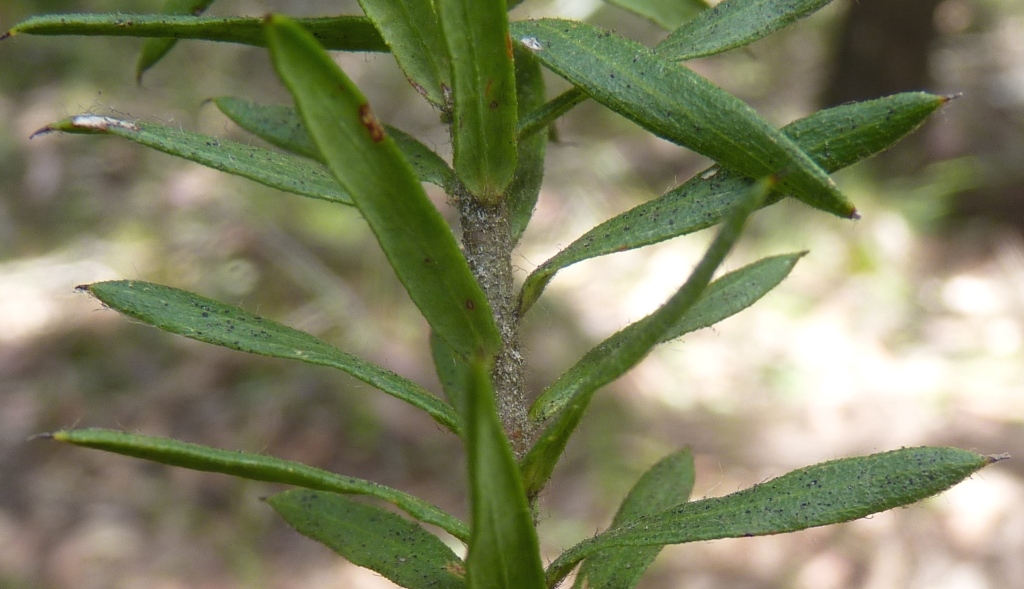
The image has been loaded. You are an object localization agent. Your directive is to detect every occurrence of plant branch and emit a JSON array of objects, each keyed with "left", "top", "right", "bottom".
[{"left": 456, "top": 185, "right": 531, "bottom": 458}]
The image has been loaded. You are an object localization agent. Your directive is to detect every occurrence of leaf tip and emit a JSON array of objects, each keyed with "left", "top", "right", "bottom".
[
  {"left": 0, "top": 31, "right": 11, "bottom": 42},
  {"left": 135, "top": 64, "right": 149, "bottom": 86},
  {"left": 26, "top": 432, "right": 55, "bottom": 442},
  {"left": 29, "top": 124, "right": 55, "bottom": 140},
  {"left": 986, "top": 452, "right": 1011, "bottom": 464},
  {"left": 942, "top": 92, "right": 964, "bottom": 104}
]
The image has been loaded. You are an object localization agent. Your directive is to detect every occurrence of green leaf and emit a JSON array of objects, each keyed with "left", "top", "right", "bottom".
[
  {"left": 664, "top": 253, "right": 803, "bottom": 336},
  {"left": 4, "top": 14, "right": 387, "bottom": 52},
  {"left": 574, "top": 449, "right": 695, "bottom": 589},
  {"left": 269, "top": 490, "right": 466, "bottom": 589},
  {"left": 607, "top": 0, "right": 709, "bottom": 30},
  {"left": 519, "top": 178, "right": 772, "bottom": 499},
  {"left": 431, "top": 330, "right": 472, "bottom": 419},
  {"left": 516, "top": 87, "right": 587, "bottom": 141},
  {"left": 32, "top": 115, "right": 354, "bottom": 206},
  {"left": 509, "top": 44, "right": 547, "bottom": 245},
  {"left": 266, "top": 15, "right": 500, "bottom": 360},
  {"left": 511, "top": 19, "right": 855, "bottom": 218},
  {"left": 548, "top": 448, "right": 1003, "bottom": 586},
  {"left": 385, "top": 126, "right": 460, "bottom": 192},
  {"left": 81, "top": 281, "right": 462, "bottom": 435},
  {"left": 531, "top": 253, "right": 803, "bottom": 421},
  {"left": 518, "top": 92, "right": 949, "bottom": 314},
  {"left": 46, "top": 428, "right": 469, "bottom": 541},
  {"left": 514, "top": 0, "right": 844, "bottom": 139},
  {"left": 357, "top": 0, "right": 450, "bottom": 106},
  {"left": 214, "top": 97, "right": 321, "bottom": 160},
  {"left": 213, "top": 97, "right": 456, "bottom": 189},
  {"left": 136, "top": 0, "right": 216, "bottom": 82},
  {"left": 656, "top": 0, "right": 836, "bottom": 61},
  {"left": 781, "top": 92, "right": 951, "bottom": 172},
  {"left": 465, "top": 358, "right": 546, "bottom": 589},
  {"left": 437, "top": 0, "right": 518, "bottom": 202}
]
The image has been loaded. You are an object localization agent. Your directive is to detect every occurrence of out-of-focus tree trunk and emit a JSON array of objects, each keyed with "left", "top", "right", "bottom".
[
  {"left": 822, "top": 0, "right": 943, "bottom": 107},
  {"left": 821, "top": 0, "right": 944, "bottom": 173},
  {"left": 822, "top": 0, "right": 1024, "bottom": 231}
]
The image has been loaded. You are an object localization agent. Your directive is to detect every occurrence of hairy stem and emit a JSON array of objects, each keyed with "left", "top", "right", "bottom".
[{"left": 456, "top": 186, "right": 530, "bottom": 458}]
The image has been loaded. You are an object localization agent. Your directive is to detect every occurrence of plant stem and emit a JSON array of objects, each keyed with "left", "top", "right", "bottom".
[{"left": 456, "top": 187, "right": 530, "bottom": 458}]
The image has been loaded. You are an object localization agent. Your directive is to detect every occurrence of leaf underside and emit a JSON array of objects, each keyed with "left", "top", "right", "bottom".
[
  {"left": 511, "top": 19, "right": 855, "bottom": 219},
  {"left": 520, "top": 179, "right": 773, "bottom": 499},
  {"left": 547, "top": 447, "right": 998, "bottom": 585},
  {"left": 34, "top": 116, "right": 354, "bottom": 205},
  {"left": 49, "top": 428, "right": 469, "bottom": 540},
  {"left": 270, "top": 490, "right": 467, "bottom": 589},
  {"left": 518, "top": 92, "right": 948, "bottom": 315},
  {"left": 82, "top": 280, "right": 462, "bottom": 434},
  {"left": 574, "top": 448, "right": 696, "bottom": 589},
  {"left": 5, "top": 14, "right": 387, "bottom": 51}
]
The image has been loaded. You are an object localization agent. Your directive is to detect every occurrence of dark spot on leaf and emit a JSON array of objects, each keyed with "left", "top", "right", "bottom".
[{"left": 465, "top": 300, "right": 475, "bottom": 311}]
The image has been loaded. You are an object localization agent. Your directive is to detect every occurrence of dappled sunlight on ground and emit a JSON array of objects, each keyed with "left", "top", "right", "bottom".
[
  {"left": 523, "top": 182, "right": 1024, "bottom": 588},
  {"left": 2, "top": 0, "right": 1024, "bottom": 588}
]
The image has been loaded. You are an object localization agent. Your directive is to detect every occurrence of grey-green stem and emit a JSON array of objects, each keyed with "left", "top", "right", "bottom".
[{"left": 456, "top": 186, "right": 531, "bottom": 458}]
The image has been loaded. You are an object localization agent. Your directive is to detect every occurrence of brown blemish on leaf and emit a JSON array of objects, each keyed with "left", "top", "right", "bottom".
[
  {"left": 409, "top": 79, "right": 428, "bottom": 99},
  {"left": 465, "top": 300, "right": 476, "bottom": 311},
  {"left": 358, "top": 103, "right": 386, "bottom": 143},
  {"left": 505, "top": 33, "right": 514, "bottom": 60},
  {"left": 445, "top": 561, "right": 466, "bottom": 578}
]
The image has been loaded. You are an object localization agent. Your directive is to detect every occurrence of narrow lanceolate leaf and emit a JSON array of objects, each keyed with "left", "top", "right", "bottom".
[
  {"left": 512, "top": 19, "right": 855, "bottom": 218},
  {"left": 269, "top": 490, "right": 466, "bottom": 589},
  {"left": 81, "top": 281, "right": 462, "bottom": 435},
  {"left": 213, "top": 97, "right": 455, "bottom": 189},
  {"left": 608, "top": 0, "right": 709, "bottom": 30},
  {"left": 655, "top": 0, "right": 836, "bottom": 61},
  {"left": 518, "top": 92, "right": 949, "bottom": 315},
  {"left": 520, "top": 179, "right": 772, "bottom": 500},
  {"left": 509, "top": 45, "right": 547, "bottom": 245},
  {"left": 266, "top": 16, "right": 500, "bottom": 360},
  {"left": 46, "top": 428, "right": 469, "bottom": 541},
  {"left": 530, "top": 253, "right": 803, "bottom": 421},
  {"left": 136, "top": 0, "right": 216, "bottom": 81},
  {"left": 663, "top": 253, "right": 803, "bottom": 337},
  {"left": 4, "top": 14, "right": 387, "bottom": 52},
  {"left": 437, "top": 0, "right": 518, "bottom": 202},
  {"left": 431, "top": 331, "right": 471, "bottom": 419},
  {"left": 516, "top": 87, "right": 587, "bottom": 140},
  {"left": 574, "top": 449, "right": 696, "bottom": 589},
  {"left": 466, "top": 359, "right": 546, "bottom": 589},
  {"left": 548, "top": 448, "right": 1005, "bottom": 586},
  {"left": 357, "top": 0, "right": 450, "bottom": 106},
  {"left": 32, "top": 116, "right": 353, "bottom": 206},
  {"left": 214, "top": 97, "right": 321, "bottom": 160}
]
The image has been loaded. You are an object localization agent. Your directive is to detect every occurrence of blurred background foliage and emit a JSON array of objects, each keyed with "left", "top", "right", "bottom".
[{"left": 2, "top": 1, "right": 1024, "bottom": 588}]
